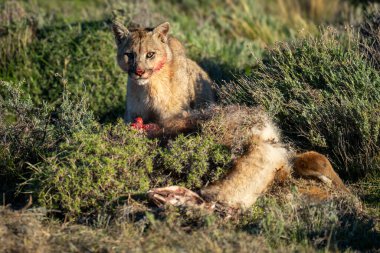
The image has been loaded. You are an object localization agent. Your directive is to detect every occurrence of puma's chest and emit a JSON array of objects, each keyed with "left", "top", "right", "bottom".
[{"left": 127, "top": 77, "right": 189, "bottom": 120}]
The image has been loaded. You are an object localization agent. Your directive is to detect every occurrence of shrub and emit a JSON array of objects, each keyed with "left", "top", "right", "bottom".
[
  {"left": 1, "top": 22, "right": 126, "bottom": 122},
  {"left": 29, "top": 121, "right": 158, "bottom": 218},
  {"left": 219, "top": 30, "right": 380, "bottom": 178},
  {"left": 0, "top": 81, "right": 52, "bottom": 181},
  {"left": 0, "top": 82, "right": 233, "bottom": 218},
  {"left": 28, "top": 126, "right": 234, "bottom": 218},
  {"left": 0, "top": 80, "right": 95, "bottom": 201},
  {"left": 359, "top": 10, "right": 380, "bottom": 69},
  {"left": 253, "top": 195, "right": 378, "bottom": 251},
  {"left": 158, "top": 134, "right": 232, "bottom": 189}
]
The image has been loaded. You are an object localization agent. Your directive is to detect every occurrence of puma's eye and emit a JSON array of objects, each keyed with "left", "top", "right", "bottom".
[{"left": 146, "top": 52, "right": 155, "bottom": 59}]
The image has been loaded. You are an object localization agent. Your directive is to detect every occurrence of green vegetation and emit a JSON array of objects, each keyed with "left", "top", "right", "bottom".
[
  {"left": 158, "top": 134, "right": 231, "bottom": 189},
  {"left": 0, "top": 0, "right": 362, "bottom": 121},
  {"left": 28, "top": 122, "right": 230, "bottom": 218},
  {"left": 219, "top": 30, "right": 380, "bottom": 178},
  {"left": 0, "top": 0, "right": 379, "bottom": 252},
  {"left": 29, "top": 121, "right": 158, "bottom": 217},
  {"left": 1, "top": 81, "right": 231, "bottom": 218},
  {"left": 360, "top": 9, "right": 380, "bottom": 69},
  {"left": 0, "top": 80, "right": 94, "bottom": 198},
  {"left": 1, "top": 192, "right": 378, "bottom": 252}
]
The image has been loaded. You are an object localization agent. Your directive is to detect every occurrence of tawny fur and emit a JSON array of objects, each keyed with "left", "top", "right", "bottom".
[
  {"left": 112, "top": 21, "right": 215, "bottom": 124},
  {"left": 160, "top": 105, "right": 292, "bottom": 209},
  {"left": 199, "top": 107, "right": 290, "bottom": 208},
  {"left": 154, "top": 107, "right": 349, "bottom": 209},
  {"left": 112, "top": 21, "right": 349, "bottom": 210},
  {"left": 201, "top": 137, "right": 289, "bottom": 208},
  {"left": 293, "top": 151, "right": 350, "bottom": 193}
]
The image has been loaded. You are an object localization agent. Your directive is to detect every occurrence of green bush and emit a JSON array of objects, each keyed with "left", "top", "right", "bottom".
[
  {"left": 1, "top": 80, "right": 50, "bottom": 180},
  {"left": 0, "top": 80, "right": 94, "bottom": 185},
  {"left": 28, "top": 127, "right": 234, "bottom": 218},
  {"left": 249, "top": 195, "right": 378, "bottom": 251},
  {"left": 158, "top": 134, "right": 232, "bottom": 189},
  {"left": 29, "top": 121, "right": 158, "bottom": 218},
  {"left": 0, "top": 82, "right": 232, "bottom": 218},
  {"left": 1, "top": 19, "right": 126, "bottom": 122},
  {"left": 359, "top": 10, "right": 380, "bottom": 69},
  {"left": 219, "top": 30, "right": 380, "bottom": 178}
]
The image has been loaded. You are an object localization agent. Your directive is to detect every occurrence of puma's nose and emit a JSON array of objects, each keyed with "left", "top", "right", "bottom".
[{"left": 135, "top": 67, "right": 145, "bottom": 76}]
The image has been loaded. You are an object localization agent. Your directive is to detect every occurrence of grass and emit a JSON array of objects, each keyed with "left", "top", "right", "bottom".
[
  {"left": 1, "top": 185, "right": 378, "bottom": 252},
  {"left": 0, "top": 0, "right": 379, "bottom": 252}
]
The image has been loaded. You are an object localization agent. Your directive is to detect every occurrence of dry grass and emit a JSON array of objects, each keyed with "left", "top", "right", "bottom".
[
  {"left": 0, "top": 206, "right": 287, "bottom": 252},
  {"left": 0, "top": 207, "right": 50, "bottom": 253},
  {"left": 0, "top": 177, "right": 377, "bottom": 253},
  {"left": 274, "top": 0, "right": 349, "bottom": 24},
  {"left": 211, "top": 0, "right": 351, "bottom": 45},
  {"left": 0, "top": 1, "right": 36, "bottom": 71}
]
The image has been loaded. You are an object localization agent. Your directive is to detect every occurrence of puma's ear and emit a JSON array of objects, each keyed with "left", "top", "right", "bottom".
[
  {"left": 112, "top": 20, "right": 129, "bottom": 45},
  {"left": 153, "top": 22, "right": 170, "bottom": 42}
]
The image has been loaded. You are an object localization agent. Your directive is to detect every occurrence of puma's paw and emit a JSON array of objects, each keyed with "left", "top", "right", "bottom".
[{"left": 147, "top": 186, "right": 209, "bottom": 209}]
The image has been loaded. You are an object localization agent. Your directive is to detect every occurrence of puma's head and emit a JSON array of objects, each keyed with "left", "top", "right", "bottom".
[{"left": 112, "top": 21, "right": 172, "bottom": 86}]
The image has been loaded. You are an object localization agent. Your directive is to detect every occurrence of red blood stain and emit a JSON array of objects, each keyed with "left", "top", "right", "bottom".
[
  {"left": 131, "top": 117, "right": 160, "bottom": 132},
  {"left": 153, "top": 55, "right": 167, "bottom": 72},
  {"left": 135, "top": 67, "right": 144, "bottom": 76},
  {"left": 131, "top": 117, "right": 144, "bottom": 129},
  {"left": 135, "top": 117, "right": 143, "bottom": 124}
]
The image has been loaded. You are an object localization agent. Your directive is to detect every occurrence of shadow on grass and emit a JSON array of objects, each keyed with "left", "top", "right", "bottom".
[
  {"left": 361, "top": 192, "right": 380, "bottom": 207},
  {"left": 199, "top": 58, "right": 241, "bottom": 84},
  {"left": 98, "top": 105, "right": 125, "bottom": 124},
  {"left": 330, "top": 212, "right": 380, "bottom": 251},
  {"left": 241, "top": 211, "right": 380, "bottom": 252}
]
